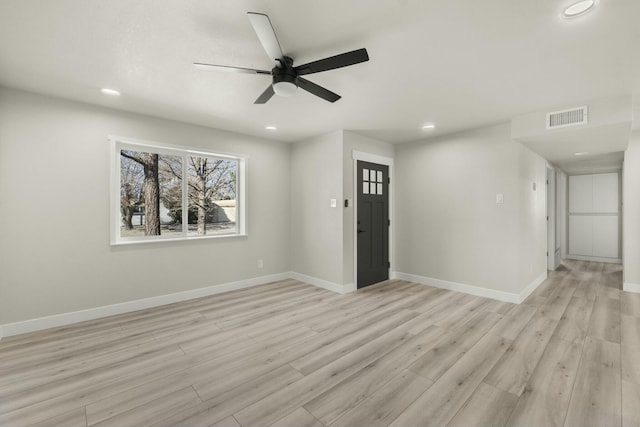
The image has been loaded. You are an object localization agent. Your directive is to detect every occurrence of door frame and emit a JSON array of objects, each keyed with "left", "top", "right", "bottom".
[
  {"left": 352, "top": 151, "right": 394, "bottom": 288},
  {"left": 547, "top": 166, "right": 558, "bottom": 270}
]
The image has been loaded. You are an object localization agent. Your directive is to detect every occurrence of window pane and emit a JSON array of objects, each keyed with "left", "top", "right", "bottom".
[
  {"left": 363, "top": 182, "right": 369, "bottom": 194},
  {"left": 377, "top": 183, "right": 383, "bottom": 195},
  {"left": 120, "top": 150, "right": 182, "bottom": 238},
  {"left": 187, "top": 156, "right": 237, "bottom": 236},
  {"left": 377, "top": 170, "right": 383, "bottom": 182},
  {"left": 363, "top": 168, "right": 369, "bottom": 181}
]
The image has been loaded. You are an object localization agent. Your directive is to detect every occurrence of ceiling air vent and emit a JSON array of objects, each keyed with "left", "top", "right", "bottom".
[{"left": 546, "top": 105, "right": 588, "bottom": 130}]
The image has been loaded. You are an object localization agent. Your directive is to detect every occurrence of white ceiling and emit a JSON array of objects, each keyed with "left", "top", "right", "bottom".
[
  {"left": 517, "top": 122, "right": 631, "bottom": 174},
  {"left": 1, "top": 0, "right": 638, "bottom": 167}
]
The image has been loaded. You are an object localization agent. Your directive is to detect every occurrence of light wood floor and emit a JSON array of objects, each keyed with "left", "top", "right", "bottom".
[{"left": 1, "top": 260, "right": 638, "bottom": 427}]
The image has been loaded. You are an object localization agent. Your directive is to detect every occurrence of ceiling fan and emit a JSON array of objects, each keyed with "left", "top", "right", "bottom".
[{"left": 194, "top": 12, "right": 369, "bottom": 104}]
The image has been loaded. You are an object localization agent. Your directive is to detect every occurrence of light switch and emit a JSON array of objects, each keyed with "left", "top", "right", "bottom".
[
  {"left": 330, "top": 199, "right": 337, "bottom": 208},
  {"left": 496, "top": 193, "right": 504, "bottom": 204}
]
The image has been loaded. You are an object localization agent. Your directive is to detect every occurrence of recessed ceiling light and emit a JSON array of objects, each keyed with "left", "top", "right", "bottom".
[
  {"left": 563, "top": 0, "right": 597, "bottom": 18},
  {"left": 422, "top": 124, "right": 435, "bottom": 130},
  {"left": 574, "top": 152, "right": 589, "bottom": 156},
  {"left": 100, "top": 88, "right": 121, "bottom": 96},
  {"left": 265, "top": 125, "right": 277, "bottom": 131}
]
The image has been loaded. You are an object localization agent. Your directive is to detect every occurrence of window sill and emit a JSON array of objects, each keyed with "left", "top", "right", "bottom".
[{"left": 110, "top": 232, "right": 248, "bottom": 246}]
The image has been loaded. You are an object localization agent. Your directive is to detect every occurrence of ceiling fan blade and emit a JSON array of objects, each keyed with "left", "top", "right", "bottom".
[
  {"left": 297, "top": 77, "right": 341, "bottom": 103},
  {"left": 193, "top": 63, "right": 271, "bottom": 75},
  {"left": 295, "top": 48, "right": 369, "bottom": 76},
  {"left": 254, "top": 85, "right": 275, "bottom": 104},
  {"left": 247, "top": 12, "right": 284, "bottom": 63}
]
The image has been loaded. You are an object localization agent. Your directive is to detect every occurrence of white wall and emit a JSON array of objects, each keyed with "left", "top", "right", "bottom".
[
  {"left": 394, "top": 123, "right": 547, "bottom": 298},
  {"left": 342, "top": 131, "right": 395, "bottom": 286},
  {"left": 290, "top": 131, "right": 344, "bottom": 286},
  {"left": 516, "top": 143, "right": 548, "bottom": 289},
  {"left": 0, "top": 88, "right": 291, "bottom": 326},
  {"left": 624, "top": 130, "right": 640, "bottom": 290}
]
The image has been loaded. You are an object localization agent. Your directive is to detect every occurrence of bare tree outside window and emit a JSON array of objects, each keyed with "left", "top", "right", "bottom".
[{"left": 187, "top": 156, "right": 237, "bottom": 236}]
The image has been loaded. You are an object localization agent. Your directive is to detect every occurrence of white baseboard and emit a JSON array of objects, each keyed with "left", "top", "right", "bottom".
[
  {"left": 393, "top": 271, "right": 547, "bottom": 304},
  {"left": 565, "top": 254, "right": 622, "bottom": 264},
  {"left": 0, "top": 272, "right": 290, "bottom": 339},
  {"left": 289, "top": 271, "right": 355, "bottom": 294},
  {"left": 0, "top": 269, "right": 548, "bottom": 340},
  {"left": 624, "top": 282, "right": 640, "bottom": 294},
  {"left": 518, "top": 271, "right": 548, "bottom": 303}
]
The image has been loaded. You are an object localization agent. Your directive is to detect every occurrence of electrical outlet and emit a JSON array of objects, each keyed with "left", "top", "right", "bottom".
[{"left": 257, "top": 259, "right": 263, "bottom": 269}]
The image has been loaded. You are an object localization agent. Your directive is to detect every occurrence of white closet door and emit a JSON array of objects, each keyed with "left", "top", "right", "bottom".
[
  {"left": 569, "top": 216, "right": 593, "bottom": 256},
  {"left": 569, "top": 175, "right": 593, "bottom": 213},
  {"left": 592, "top": 216, "right": 619, "bottom": 258},
  {"left": 592, "top": 173, "right": 618, "bottom": 213}
]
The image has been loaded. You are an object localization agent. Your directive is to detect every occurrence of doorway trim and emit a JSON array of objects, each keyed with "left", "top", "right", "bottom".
[
  {"left": 352, "top": 150, "right": 394, "bottom": 289},
  {"left": 547, "top": 166, "right": 559, "bottom": 270}
]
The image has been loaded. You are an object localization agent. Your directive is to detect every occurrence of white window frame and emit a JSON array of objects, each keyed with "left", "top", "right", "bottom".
[{"left": 110, "top": 135, "right": 247, "bottom": 245}]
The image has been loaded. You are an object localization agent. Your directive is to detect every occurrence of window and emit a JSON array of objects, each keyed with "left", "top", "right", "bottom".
[
  {"left": 110, "top": 136, "right": 246, "bottom": 245},
  {"left": 362, "top": 167, "right": 383, "bottom": 195}
]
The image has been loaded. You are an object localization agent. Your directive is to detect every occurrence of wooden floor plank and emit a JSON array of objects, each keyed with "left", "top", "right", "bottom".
[
  {"left": 330, "top": 370, "right": 433, "bottom": 427},
  {"left": 506, "top": 337, "right": 583, "bottom": 427},
  {"left": 553, "top": 296, "right": 595, "bottom": 344},
  {"left": 90, "top": 386, "right": 201, "bottom": 427},
  {"left": 564, "top": 337, "right": 621, "bottom": 427},
  {"left": 233, "top": 329, "right": 412, "bottom": 427},
  {"left": 28, "top": 407, "right": 87, "bottom": 427},
  {"left": 389, "top": 333, "right": 512, "bottom": 427},
  {"left": 304, "top": 325, "right": 446, "bottom": 426},
  {"left": 446, "top": 382, "right": 518, "bottom": 427},
  {"left": 271, "top": 407, "right": 325, "bottom": 427},
  {"left": 0, "top": 344, "right": 186, "bottom": 419},
  {"left": 210, "top": 416, "right": 242, "bottom": 427},
  {"left": 484, "top": 315, "right": 559, "bottom": 396},
  {"left": 588, "top": 296, "right": 621, "bottom": 344},
  {"left": 538, "top": 284, "right": 576, "bottom": 320},
  {"left": 621, "top": 314, "right": 640, "bottom": 385},
  {"left": 289, "top": 309, "right": 418, "bottom": 374},
  {"left": 148, "top": 364, "right": 303, "bottom": 427},
  {"left": 407, "top": 310, "right": 503, "bottom": 381},
  {"left": 489, "top": 303, "right": 538, "bottom": 340},
  {"left": 622, "top": 380, "right": 640, "bottom": 427}
]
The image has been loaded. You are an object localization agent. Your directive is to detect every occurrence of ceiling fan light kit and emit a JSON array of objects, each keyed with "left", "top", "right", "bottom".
[
  {"left": 272, "top": 56, "right": 298, "bottom": 97},
  {"left": 194, "top": 12, "right": 369, "bottom": 104}
]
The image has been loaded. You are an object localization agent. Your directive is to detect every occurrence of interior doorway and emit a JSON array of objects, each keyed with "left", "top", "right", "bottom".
[{"left": 547, "top": 167, "right": 558, "bottom": 270}]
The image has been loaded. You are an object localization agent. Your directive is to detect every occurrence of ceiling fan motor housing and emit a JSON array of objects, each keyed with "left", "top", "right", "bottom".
[{"left": 272, "top": 56, "right": 298, "bottom": 96}]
